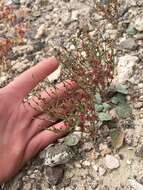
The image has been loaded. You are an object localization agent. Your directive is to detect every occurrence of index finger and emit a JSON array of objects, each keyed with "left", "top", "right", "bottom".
[{"left": 6, "top": 57, "right": 59, "bottom": 100}]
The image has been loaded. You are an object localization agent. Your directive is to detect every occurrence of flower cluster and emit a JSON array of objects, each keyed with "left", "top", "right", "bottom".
[{"left": 34, "top": 31, "right": 115, "bottom": 136}]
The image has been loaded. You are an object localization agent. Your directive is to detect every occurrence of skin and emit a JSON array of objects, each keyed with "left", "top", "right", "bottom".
[{"left": 0, "top": 57, "right": 76, "bottom": 183}]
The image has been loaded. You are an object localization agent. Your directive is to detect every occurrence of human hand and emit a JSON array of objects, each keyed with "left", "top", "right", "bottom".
[{"left": 0, "top": 57, "right": 76, "bottom": 183}]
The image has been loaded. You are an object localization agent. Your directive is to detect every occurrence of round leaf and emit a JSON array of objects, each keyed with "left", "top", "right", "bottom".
[
  {"left": 116, "top": 104, "right": 132, "bottom": 119},
  {"left": 98, "top": 112, "right": 112, "bottom": 121},
  {"left": 95, "top": 104, "right": 104, "bottom": 112},
  {"left": 64, "top": 133, "right": 81, "bottom": 146}
]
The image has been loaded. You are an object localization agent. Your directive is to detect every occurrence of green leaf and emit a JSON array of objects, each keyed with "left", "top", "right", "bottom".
[
  {"left": 95, "top": 104, "right": 104, "bottom": 112},
  {"left": 111, "top": 96, "right": 119, "bottom": 104},
  {"left": 126, "top": 26, "right": 137, "bottom": 36},
  {"left": 98, "top": 112, "right": 112, "bottom": 121},
  {"left": 116, "top": 104, "right": 132, "bottom": 119},
  {"left": 79, "top": 104, "right": 85, "bottom": 112},
  {"left": 95, "top": 93, "right": 102, "bottom": 104},
  {"left": 111, "top": 93, "right": 126, "bottom": 105},
  {"left": 103, "top": 103, "right": 111, "bottom": 111},
  {"left": 110, "top": 129, "right": 124, "bottom": 149},
  {"left": 64, "top": 133, "right": 81, "bottom": 146},
  {"left": 12, "top": 0, "right": 20, "bottom": 4},
  {"left": 115, "top": 84, "right": 128, "bottom": 95}
]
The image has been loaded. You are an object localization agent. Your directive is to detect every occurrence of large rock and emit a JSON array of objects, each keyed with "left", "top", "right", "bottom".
[
  {"left": 114, "top": 55, "right": 139, "bottom": 84},
  {"left": 40, "top": 143, "right": 75, "bottom": 167},
  {"left": 119, "top": 38, "right": 138, "bottom": 50}
]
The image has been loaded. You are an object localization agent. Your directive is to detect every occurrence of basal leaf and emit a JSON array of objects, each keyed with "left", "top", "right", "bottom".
[
  {"left": 95, "top": 93, "right": 102, "bottom": 104},
  {"left": 103, "top": 103, "right": 111, "bottom": 111},
  {"left": 64, "top": 133, "right": 81, "bottom": 146},
  {"left": 111, "top": 96, "right": 119, "bottom": 104},
  {"left": 115, "top": 84, "right": 128, "bottom": 95},
  {"left": 95, "top": 104, "right": 104, "bottom": 112},
  {"left": 111, "top": 93, "right": 126, "bottom": 105},
  {"left": 116, "top": 104, "right": 132, "bottom": 119},
  {"left": 98, "top": 112, "right": 112, "bottom": 121}
]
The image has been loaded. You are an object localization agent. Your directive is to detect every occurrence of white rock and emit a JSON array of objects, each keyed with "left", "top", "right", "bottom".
[
  {"left": 40, "top": 144, "right": 74, "bottom": 167},
  {"left": 98, "top": 167, "right": 106, "bottom": 176},
  {"left": 92, "top": 164, "right": 98, "bottom": 172},
  {"left": 123, "top": 0, "right": 136, "bottom": 7},
  {"left": 134, "top": 102, "right": 143, "bottom": 109},
  {"left": 48, "top": 65, "right": 61, "bottom": 82},
  {"left": 0, "top": 75, "right": 8, "bottom": 85},
  {"left": 104, "top": 155, "right": 120, "bottom": 170},
  {"left": 81, "top": 51, "right": 87, "bottom": 58},
  {"left": 99, "top": 143, "right": 108, "bottom": 151},
  {"left": 82, "top": 160, "right": 91, "bottom": 167},
  {"left": 104, "top": 29, "right": 117, "bottom": 40},
  {"left": 128, "top": 179, "right": 143, "bottom": 190},
  {"left": 35, "top": 24, "right": 46, "bottom": 39},
  {"left": 61, "top": 10, "right": 71, "bottom": 24},
  {"left": 139, "top": 96, "right": 143, "bottom": 102},
  {"left": 5, "top": 0, "right": 13, "bottom": 5},
  {"left": 126, "top": 160, "right": 132, "bottom": 165},
  {"left": 71, "top": 10, "right": 79, "bottom": 21},
  {"left": 134, "top": 15, "right": 143, "bottom": 32},
  {"left": 69, "top": 44, "right": 76, "bottom": 50},
  {"left": 82, "top": 142, "right": 94, "bottom": 152},
  {"left": 114, "top": 55, "right": 139, "bottom": 84},
  {"left": 138, "top": 83, "right": 143, "bottom": 89},
  {"left": 74, "top": 161, "right": 82, "bottom": 168},
  {"left": 65, "top": 187, "right": 74, "bottom": 190}
]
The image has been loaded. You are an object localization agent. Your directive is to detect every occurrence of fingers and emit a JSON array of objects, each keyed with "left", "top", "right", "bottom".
[
  {"left": 23, "top": 121, "right": 69, "bottom": 162},
  {"left": 28, "top": 94, "right": 77, "bottom": 137},
  {"left": 28, "top": 113, "right": 56, "bottom": 137},
  {"left": 28, "top": 80, "right": 77, "bottom": 116},
  {"left": 6, "top": 57, "right": 59, "bottom": 100}
]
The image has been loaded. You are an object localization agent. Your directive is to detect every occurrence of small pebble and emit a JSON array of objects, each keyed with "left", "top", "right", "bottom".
[
  {"left": 74, "top": 161, "right": 82, "bottom": 168},
  {"left": 46, "top": 166, "right": 64, "bottom": 185},
  {"left": 139, "top": 96, "right": 143, "bottom": 102},
  {"left": 82, "top": 142, "right": 94, "bottom": 152},
  {"left": 136, "top": 145, "right": 143, "bottom": 158},
  {"left": 126, "top": 159, "right": 132, "bottom": 165},
  {"left": 35, "top": 24, "right": 46, "bottom": 39},
  {"left": 82, "top": 160, "right": 91, "bottom": 167},
  {"left": 119, "top": 38, "right": 138, "bottom": 50},
  {"left": 92, "top": 164, "right": 98, "bottom": 172},
  {"left": 98, "top": 167, "right": 106, "bottom": 176},
  {"left": 104, "top": 155, "right": 120, "bottom": 170},
  {"left": 134, "top": 16, "right": 143, "bottom": 32},
  {"left": 134, "top": 102, "right": 143, "bottom": 109}
]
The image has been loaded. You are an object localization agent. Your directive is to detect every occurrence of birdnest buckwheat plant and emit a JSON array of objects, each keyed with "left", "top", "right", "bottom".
[{"left": 29, "top": 31, "right": 115, "bottom": 140}]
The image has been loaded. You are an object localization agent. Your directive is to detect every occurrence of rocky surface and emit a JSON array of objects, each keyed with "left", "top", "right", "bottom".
[{"left": 1, "top": 0, "right": 143, "bottom": 189}]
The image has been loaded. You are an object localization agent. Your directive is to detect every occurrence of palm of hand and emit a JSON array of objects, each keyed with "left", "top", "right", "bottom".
[{"left": 0, "top": 58, "right": 75, "bottom": 183}]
